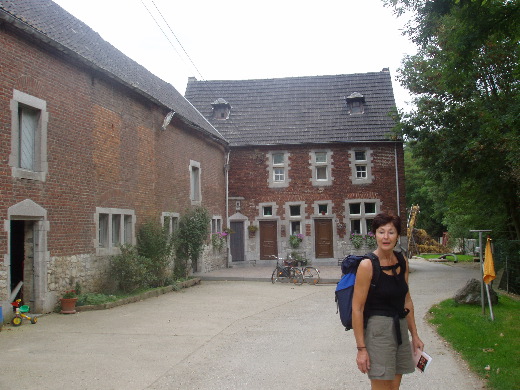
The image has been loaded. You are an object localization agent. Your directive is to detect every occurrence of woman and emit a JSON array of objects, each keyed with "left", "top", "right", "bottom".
[{"left": 352, "top": 212, "right": 424, "bottom": 389}]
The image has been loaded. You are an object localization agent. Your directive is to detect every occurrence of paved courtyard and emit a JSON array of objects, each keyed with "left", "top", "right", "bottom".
[{"left": 0, "top": 259, "right": 485, "bottom": 389}]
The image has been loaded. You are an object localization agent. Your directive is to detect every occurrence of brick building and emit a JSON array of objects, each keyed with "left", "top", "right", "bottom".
[
  {"left": 185, "top": 72, "right": 406, "bottom": 266},
  {"left": 0, "top": 1, "right": 228, "bottom": 314}
]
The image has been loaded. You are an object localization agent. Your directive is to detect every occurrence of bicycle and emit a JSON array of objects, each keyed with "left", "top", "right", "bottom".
[
  {"left": 286, "top": 253, "right": 320, "bottom": 285},
  {"left": 271, "top": 258, "right": 303, "bottom": 285}
]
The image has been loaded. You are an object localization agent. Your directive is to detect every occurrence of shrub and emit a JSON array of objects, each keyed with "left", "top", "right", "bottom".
[
  {"left": 111, "top": 245, "right": 150, "bottom": 293},
  {"left": 137, "top": 221, "right": 174, "bottom": 287}
]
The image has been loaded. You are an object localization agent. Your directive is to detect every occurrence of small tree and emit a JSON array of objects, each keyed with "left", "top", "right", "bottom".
[{"left": 174, "top": 207, "right": 211, "bottom": 279}]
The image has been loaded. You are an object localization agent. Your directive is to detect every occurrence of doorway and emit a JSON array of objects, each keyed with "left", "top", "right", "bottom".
[
  {"left": 315, "top": 219, "right": 333, "bottom": 258},
  {"left": 230, "top": 221, "right": 245, "bottom": 262},
  {"left": 10, "top": 220, "right": 35, "bottom": 304},
  {"left": 259, "top": 220, "right": 278, "bottom": 260}
]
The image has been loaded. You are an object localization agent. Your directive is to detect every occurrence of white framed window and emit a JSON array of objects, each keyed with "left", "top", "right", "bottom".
[
  {"left": 286, "top": 202, "right": 305, "bottom": 235},
  {"left": 190, "top": 160, "right": 201, "bottom": 203},
  {"left": 268, "top": 151, "right": 289, "bottom": 188},
  {"left": 9, "top": 90, "right": 49, "bottom": 181},
  {"left": 345, "top": 200, "right": 380, "bottom": 235},
  {"left": 162, "top": 212, "right": 179, "bottom": 236},
  {"left": 350, "top": 149, "right": 373, "bottom": 184},
  {"left": 211, "top": 216, "right": 223, "bottom": 233},
  {"left": 95, "top": 208, "right": 135, "bottom": 255},
  {"left": 263, "top": 206, "right": 273, "bottom": 216},
  {"left": 310, "top": 150, "right": 332, "bottom": 186}
]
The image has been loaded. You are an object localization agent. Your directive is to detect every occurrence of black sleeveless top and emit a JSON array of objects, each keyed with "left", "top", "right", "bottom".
[
  {"left": 365, "top": 252, "right": 409, "bottom": 344},
  {"left": 366, "top": 257, "right": 408, "bottom": 316}
]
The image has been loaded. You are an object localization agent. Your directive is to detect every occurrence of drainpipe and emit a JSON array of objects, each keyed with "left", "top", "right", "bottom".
[
  {"left": 394, "top": 142, "right": 400, "bottom": 217},
  {"left": 225, "top": 150, "right": 230, "bottom": 268}
]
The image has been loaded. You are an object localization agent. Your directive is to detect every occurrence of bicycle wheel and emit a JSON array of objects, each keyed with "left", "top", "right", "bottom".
[
  {"left": 291, "top": 268, "right": 304, "bottom": 285},
  {"left": 271, "top": 268, "right": 279, "bottom": 283},
  {"left": 303, "top": 267, "right": 320, "bottom": 285}
]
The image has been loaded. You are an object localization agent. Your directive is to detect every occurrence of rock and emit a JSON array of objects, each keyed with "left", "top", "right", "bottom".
[{"left": 453, "top": 278, "right": 499, "bottom": 305}]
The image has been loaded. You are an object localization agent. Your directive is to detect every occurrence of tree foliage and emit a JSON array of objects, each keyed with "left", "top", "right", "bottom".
[
  {"left": 174, "top": 206, "right": 211, "bottom": 278},
  {"left": 385, "top": 0, "right": 520, "bottom": 239}
]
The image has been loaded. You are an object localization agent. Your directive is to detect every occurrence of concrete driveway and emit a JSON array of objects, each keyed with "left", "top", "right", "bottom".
[{"left": 0, "top": 259, "right": 486, "bottom": 389}]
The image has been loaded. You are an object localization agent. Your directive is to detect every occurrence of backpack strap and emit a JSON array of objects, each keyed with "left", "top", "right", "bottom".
[
  {"left": 394, "top": 250, "right": 407, "bottom": 273},
  {"left": 364, "top": 252, "right": 381, "bottom": 290}
]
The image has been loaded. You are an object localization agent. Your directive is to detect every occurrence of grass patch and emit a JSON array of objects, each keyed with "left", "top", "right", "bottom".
[
  {"left": 429, "top": 296, "right": 520, "bottom": 390},
  {"left": 76, "top": 278, "right": 194, "bottom": 306},
  {"left": 419, "top": 253, "right": 475, "bottom": 262}
]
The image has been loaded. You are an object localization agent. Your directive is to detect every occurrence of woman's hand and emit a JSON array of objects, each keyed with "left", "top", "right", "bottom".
[
  {"left": 412, "top": 335, "right": 424, "bottom": 354},
  {"left": 356, "top": 349, "right": 370, "bottom": 374}
]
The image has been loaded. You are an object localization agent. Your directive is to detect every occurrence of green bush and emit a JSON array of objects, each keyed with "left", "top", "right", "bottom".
[
  {"left": 110, "top": 245, "right": 151, "bottom": 293},
  {"left": 137, "top": 221, "right": 174, "bottom": 287}
]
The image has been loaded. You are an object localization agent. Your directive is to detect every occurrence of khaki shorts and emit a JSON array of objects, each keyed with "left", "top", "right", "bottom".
[{"left": 364, "top": 315, "right": 415, "bottom": 380}]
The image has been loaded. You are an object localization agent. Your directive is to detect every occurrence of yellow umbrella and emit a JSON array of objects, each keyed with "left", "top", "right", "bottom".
[{"left": 483, "top": 237, "right": 496, "bottom": 284}]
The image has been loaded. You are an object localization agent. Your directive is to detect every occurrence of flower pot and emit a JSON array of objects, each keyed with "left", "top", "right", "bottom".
[{"left": 60, "top": 298, "right": 78, "bottom": 314}]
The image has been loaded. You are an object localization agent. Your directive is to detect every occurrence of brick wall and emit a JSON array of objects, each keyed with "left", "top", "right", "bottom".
[
  {"left": 0, "top": 26, "right": 227, "bottom": 309},
  {"left": 228, "top": 143, "right": 406, "bottom": 260}
]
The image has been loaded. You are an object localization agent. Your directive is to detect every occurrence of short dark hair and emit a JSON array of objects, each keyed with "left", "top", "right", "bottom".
[{"left": 371, "top": 212, "right": 402, "bottom": 235}]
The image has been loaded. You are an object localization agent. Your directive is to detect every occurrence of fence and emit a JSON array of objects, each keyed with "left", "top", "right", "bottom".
[{"left": 493, "top": 239, "right": 520, "bottom": 295}]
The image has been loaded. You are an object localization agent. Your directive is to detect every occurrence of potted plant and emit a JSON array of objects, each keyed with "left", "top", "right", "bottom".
[
  {"left": 289, "top": 233, "right": 304, "bottom": 249},
  {"left": 350, "top": 233, "right": 364, "bottom": 249},
  {"left": 60, "top": 289, "right": 78, "bottom": 314}
]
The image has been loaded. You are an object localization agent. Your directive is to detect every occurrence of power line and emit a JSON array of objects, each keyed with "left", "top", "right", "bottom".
[{"left": 138, "top": 0, "right": 187, "bottom": 70}]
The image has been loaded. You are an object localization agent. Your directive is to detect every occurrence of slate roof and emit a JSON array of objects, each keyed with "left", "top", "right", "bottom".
[
  {"left": 185, "top": 72, "right": 398, "bottom": 147},
  {"left": 0, "top": 0, "right": 226, "bottom": 145}
]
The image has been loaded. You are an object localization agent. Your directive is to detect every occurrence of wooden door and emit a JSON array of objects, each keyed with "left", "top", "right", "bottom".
[
  {"left": 230, "top": 221, "right": 245, "bottom": 262},
  {"left": 315, "top": 219, "right": 333, "bottom": 258},
  {"left": 260, "top": 220, "right": 278, "bottom": 260}
]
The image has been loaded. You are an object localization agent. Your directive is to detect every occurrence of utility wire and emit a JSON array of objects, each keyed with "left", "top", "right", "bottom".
[
  {"left": 138, "top": 0, "right": 187, "bottom": 70},
  {"left": 149, "top": 0, "right": 205, "bottom": 81},
  {"left": 139, "top": 0, "right": 243, "bottom": 135}
]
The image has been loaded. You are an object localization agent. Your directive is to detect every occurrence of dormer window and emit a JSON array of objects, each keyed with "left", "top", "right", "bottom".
[
  {"left": 345, "top": 92, "right": 365, "bottom": 115},
  {"left": 211, "top": 98, "right": 231, "bottom": 120}
]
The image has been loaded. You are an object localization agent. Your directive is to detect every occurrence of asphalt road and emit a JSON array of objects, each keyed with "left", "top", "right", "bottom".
[{"left": 0, "top": 259, "right": 486, "bottom": 389}]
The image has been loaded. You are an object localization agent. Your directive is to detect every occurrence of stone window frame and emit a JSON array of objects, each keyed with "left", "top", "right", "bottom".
[
  {"left": 189, "top": 160, "right": 202, "bottom": 204},
  {"left": 285, "top": 201, "right": 306, "bottom": 235},
  {"left": 349, "top": 148, "right": 373, "bottom": 185},
  {"left": 313, "top": 200, "right": 333, "bottom": 216},
  {"left": 344, "top": 199, "right": 380, "bottom": 235},
  {"left": 161, "top": 212, "right": 180, "bottom": 236},
  {"left": 309, "top": 149, "right": 333, "bottom": 186},
  {"left": 267, "top": 151, "right": 290, "bottom": 188},
  {"left": 211, "top": 216, "right": 223, "bottom": 233},
  {"left": 9, "top": 89, "right": 49, "bottom": 182},
  {"left": 95, "top": 207, "right": 135, "bottom": 256},
  {"left": 258, "top": 202, "right": 278, "bottom": 218}
]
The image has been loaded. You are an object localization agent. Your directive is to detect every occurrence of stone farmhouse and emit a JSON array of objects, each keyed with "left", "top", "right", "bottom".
[
  {"left": 0, "top": 0, "right": 229, "bottom": 314},
  {"left": 185, "top": 72, "right": 406, "bottom": 266}
]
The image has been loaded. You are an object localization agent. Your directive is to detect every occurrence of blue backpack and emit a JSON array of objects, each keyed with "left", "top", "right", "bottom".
[{"left": 335, "top": 253, "right": 380, "bottom": 331}]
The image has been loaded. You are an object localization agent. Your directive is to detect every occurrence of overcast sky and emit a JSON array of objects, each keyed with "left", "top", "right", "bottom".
[{"left": 53, "top": 0, "right": 417, "bottom": 111}]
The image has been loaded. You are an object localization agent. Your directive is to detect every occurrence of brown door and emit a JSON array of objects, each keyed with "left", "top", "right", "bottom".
[
  {"left": 260, "top": 220, "right": 278, "bottom": 260},
  {"left": 315, "top": 219, "right": 333, "bottom": 258}
]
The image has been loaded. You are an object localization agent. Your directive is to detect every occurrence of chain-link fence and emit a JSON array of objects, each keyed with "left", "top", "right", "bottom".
[{"left": 493, "top": 239, "right": 520, "bottom": 295}]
